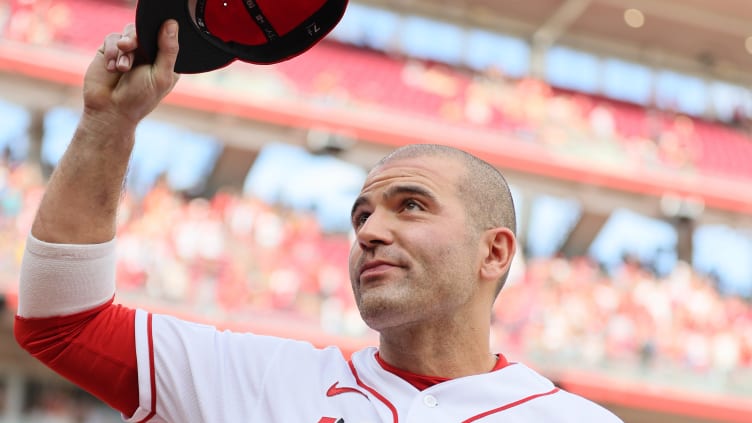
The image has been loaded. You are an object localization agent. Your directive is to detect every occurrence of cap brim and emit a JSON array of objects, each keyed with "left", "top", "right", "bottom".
[{"left": 135, "top": 0, "right": 236, "bottom": 74}]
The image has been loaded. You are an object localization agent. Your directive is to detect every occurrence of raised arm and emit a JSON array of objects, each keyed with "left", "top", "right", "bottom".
[
  {"left": 32, "top": 20, "right": 180, "bottom": 244},
  {"left": 15, "top": 21, "right": 181, "bottom": 417}
]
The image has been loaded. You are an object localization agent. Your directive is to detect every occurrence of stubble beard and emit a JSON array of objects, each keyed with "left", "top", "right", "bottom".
[{"left": 353, "top": 274, "right": 418, "bottom": 332}]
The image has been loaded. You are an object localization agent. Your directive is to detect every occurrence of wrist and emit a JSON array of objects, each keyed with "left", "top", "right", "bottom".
[{"left": 78, "top": 109, "right": 138, "bottom": 151}]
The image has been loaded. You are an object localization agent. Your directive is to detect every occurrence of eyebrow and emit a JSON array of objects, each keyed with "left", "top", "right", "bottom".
[{"left": 351, "top": 184, "right": 437, "bottom": 220}]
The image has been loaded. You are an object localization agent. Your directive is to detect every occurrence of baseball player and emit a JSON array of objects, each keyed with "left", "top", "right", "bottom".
[{"left": 15, "top": 21, "right": 623, "bottom": 422}]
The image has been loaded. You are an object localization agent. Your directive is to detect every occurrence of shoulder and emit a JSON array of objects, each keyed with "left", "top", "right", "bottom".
[
  {"left": 553, "top": 389, "right": 624, "bottom": 422},
  {"left": 149, "top": 311, "right": 349, "bottom": 359},
  {"left": 509, "top": 363, "right": 624, "bottom": 422}
]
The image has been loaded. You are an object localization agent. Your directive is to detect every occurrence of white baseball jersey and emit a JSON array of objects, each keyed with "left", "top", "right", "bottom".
[
  {"left": 16, "top": 235, "right": 622, "bottom": 422},
  {"left": 126, "top": 310, "right": 623, "bottom": 423}
]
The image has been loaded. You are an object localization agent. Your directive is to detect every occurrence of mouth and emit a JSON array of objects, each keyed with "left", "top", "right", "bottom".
[{"left": 359, "top": 260, "right": 398, "bottom": 279}]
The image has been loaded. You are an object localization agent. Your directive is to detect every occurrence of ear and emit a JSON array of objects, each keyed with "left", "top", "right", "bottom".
[{"left": 479, "top": 227, "right": 516, "bottom": 283}]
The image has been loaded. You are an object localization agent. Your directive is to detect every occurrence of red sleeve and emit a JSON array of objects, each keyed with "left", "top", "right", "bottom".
[{"left": 14, "top": 299, "right": 140, "bottom": 416}]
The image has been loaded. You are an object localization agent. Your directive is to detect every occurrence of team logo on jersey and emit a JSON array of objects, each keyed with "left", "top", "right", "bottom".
[
  {"left": 318, "top": 418, "right": 344, "bottom": 423},
  {"left": 326, "top": 382, "right": 367, "bottom": 399}
]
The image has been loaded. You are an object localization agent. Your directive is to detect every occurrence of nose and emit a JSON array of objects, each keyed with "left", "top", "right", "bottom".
[{"left": 355, "top": 209, "right": 393, "bottom": 250}]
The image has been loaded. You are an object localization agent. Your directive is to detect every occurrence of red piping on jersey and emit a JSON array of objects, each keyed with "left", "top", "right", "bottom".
[
  {"left": 137, "top": 313, "right": 157, "bottom": 423},
  {"left": 461, "top": 387, "right": 561, "bottom": 422},
  {"left": 327, "top": 381, "right": 368, "bottom": 399},
  {"left": 348, "top": 360, "right": 399, "bottom": 423}
]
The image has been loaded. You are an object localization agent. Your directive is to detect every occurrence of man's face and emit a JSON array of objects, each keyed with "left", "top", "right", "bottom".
[{"left": 348, "top": 156, "right": 483, "bottom": 332}]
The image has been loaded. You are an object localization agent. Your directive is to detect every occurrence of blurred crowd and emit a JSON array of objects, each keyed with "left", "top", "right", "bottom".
[
  {"left": 0, "top": 380, "right": 122, "bottom": 423},
  {"left": 273, "top": 49, "right": 721, "bottom": 176},
  {"left": 272, "top": 43, "right": 752, "bottom": 179},
  {"left": 496, "top": 257, "right": 752, "bottom": 389},
  {"left": 1, "top": 158, "right": 751, "bottom": 394},
  {"left": 114, "top": 177, "right": 365, "bottom": 337},
  {"left": 401, "top": 64, "right": 704, "bottom": 173},
  {"left": 3, "top": 0, "right": 752, "bottom": 182}
]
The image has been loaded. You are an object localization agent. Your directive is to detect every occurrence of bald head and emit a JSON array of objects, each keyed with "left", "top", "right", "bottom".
[{"left": 375, "top": 144, "right": 517, "bottom": 237}]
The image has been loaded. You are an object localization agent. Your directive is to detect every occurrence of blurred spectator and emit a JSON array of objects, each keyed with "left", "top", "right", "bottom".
[
  {"left": 5, "top": 0, "right": 69, "bottom": 45},
  {"left": 730, "top": 104, "right": 752, "bottom": 136}
]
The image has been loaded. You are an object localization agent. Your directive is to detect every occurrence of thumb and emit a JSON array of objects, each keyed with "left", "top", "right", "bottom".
[{"left": 152, "top": 20, "right": 180, "bottom": 87}]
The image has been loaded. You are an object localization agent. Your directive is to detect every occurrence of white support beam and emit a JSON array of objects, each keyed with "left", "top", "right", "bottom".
[
  {"left": 533, "top": 0, "right": 592, "bottom": 47},
  {"left": 530, "top": 0, "right": 592, "bottom": 78}
]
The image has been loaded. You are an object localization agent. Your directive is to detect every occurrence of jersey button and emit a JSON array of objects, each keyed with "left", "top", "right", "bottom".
[{"left": 423, "top": 394, "right": 438, "bottom": 408}]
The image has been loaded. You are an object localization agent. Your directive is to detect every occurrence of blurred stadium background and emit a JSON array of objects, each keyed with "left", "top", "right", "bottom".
[{"left": 0, "top": 0, "right": 752, "bottom": 421}]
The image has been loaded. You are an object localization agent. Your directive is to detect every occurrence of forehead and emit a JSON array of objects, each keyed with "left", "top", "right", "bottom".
[{"left": 361, "top": 156, "right": 465, "bottom": 195}]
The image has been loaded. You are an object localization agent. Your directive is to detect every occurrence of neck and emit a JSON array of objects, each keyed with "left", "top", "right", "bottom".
[{"left": 377, "top": 318, "right": 495, "bottom": 379}]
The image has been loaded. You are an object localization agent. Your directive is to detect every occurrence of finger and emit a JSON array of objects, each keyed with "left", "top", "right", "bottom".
[
  {"left": 116, "top": 23, "right": 138, "bottom": 52},
  {"left": 115, "top": 23, "right": 138, "bottom": 72},
  {"left": 100, "top": 33, "right": 124, "bottom": 72},
  {"left": 152, "top": 20, "right": 180, "bottom": 88},
  {"left": 114, "top": 52, "right": 133, "bottom": 72}
]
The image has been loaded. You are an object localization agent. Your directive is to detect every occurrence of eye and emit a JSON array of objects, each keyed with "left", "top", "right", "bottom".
[
  {"left": 353, "top": 211, "right": 370, "bottom": 228},
  {"left": 402, "top": 199, "right": 423, "bottom": 211}
]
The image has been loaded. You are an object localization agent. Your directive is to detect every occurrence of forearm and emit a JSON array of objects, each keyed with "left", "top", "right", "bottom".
[
  {"left": 17, "top": 117, "right": 140, "bottom": 411},
  {"left": 32, "top": 112, "right": 136, "bottom": 244}
]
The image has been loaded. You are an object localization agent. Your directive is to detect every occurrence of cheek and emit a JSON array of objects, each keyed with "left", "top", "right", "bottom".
[
  {"left": 426, "top": 232, "right": 479, "bottom": 276},
  {"left": 347, "top": 243, "right": 360, "bottom": 281},
  {"left": 419, "top": 228, "right": 462, "bottom": 258}
]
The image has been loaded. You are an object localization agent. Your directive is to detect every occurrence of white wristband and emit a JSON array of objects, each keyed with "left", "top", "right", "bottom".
[{"left": 17, "top": 234, "right": 117, "bottom": 318}]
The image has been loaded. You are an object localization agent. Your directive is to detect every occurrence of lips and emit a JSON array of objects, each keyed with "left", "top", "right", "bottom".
[{"left": 358, "top": 260, "right": 398, "bottom": 278}]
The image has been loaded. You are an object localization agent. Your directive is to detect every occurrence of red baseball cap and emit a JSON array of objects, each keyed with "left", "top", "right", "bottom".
[{"left": 135, "top": 0, "right": 348, "bottom": 73}]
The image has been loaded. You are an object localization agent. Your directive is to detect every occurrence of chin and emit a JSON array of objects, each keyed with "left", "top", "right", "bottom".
[{"left": 357, "top": 301, "right": 413, "bottom": 332}]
